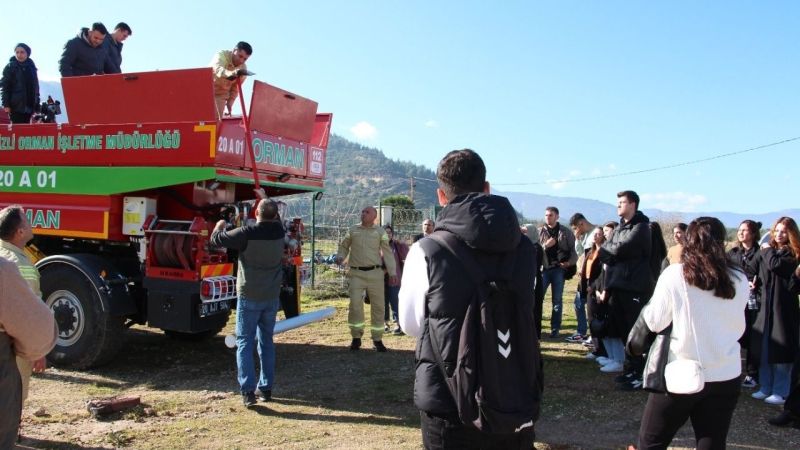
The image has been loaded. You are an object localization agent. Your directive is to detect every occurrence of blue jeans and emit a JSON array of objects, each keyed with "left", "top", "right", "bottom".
[
  {"left": 542, "top": 266, "right": 565, "bottom": 332},
  {"left": 235, "top": 296, "right": 279, "bottom": 394},
  {"left": 758, "top": 331, "right": 792, "bottom": 397},
  {"left": 384, "top": 283, "right": 400, "bottom": 322},
  {"left": 574, "top": 291, "right": 587, "bottom": 336}
]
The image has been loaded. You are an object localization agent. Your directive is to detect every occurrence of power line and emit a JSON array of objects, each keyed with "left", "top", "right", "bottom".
[{"left": 493, "top": 136, "right": 800, "bottom": 186}]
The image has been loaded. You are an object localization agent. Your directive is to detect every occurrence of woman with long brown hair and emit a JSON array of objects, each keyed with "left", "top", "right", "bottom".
[
  {"left": 634, "top": 217, "right": 748, "bottom": 449},
  {"left": 727, "top": 220, "right": 762, "bottom": 389},
  {"left": 750, "top": 216, "right": 800, "bottom": 405}
]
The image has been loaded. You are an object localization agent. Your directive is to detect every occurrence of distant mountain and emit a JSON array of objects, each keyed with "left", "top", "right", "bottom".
[
  {"left": 495, "top": 189, "right": 799, "bottom": 229},
  {"left": 642, "top": 208, "right": 800, "bottom": 230},
  {"left": 496, "top": 190, "right": 617, "bottom": 225},
  {"left": 322, "top": 134, "right": 439, "bottom": 209}
]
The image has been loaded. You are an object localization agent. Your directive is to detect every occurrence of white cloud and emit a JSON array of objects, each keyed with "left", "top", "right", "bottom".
[
  {"left": 641, "top": 192, "right": 708, "bottom": 212},
  {"left": 424, "top": 120, "right": 439, "bottom": 128},
  {"left": 568, "top": 169, "right": 581, "bottom": 177},
  {"left": 608, "top": 163, "right": 617, "bottom": 171},
  {"left": 350, "top": 121, "right": 378, "bottom": 140},
  {"left": 545, "top": 177, "right": 569, "bottom": 190}
]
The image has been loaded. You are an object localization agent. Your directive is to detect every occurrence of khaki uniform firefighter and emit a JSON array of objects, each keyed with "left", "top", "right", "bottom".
[
  {"left": 0, "top": 213, "right": 42, "bottom": 403},
  {"left": 337, "top": 207, "right": 397, "bottom": 346}
]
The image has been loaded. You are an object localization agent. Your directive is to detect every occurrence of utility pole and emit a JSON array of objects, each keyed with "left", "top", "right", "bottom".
[{"left": 410, "top": 176, "right": 415, "bottom": 202}]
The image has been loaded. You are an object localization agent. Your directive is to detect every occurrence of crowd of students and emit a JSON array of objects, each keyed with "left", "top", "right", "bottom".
[{"left": 569, "top": 217, "right": 798, "bottom": 397}]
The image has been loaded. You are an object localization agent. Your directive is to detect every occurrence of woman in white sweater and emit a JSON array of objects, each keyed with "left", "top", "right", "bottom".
[{"left": 635, "top": 217, "right": 748, "bottom": 450}]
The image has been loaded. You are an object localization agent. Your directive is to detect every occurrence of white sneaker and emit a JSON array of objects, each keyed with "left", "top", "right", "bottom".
[
  {"left": 585, "top": 352, "right": 597, "bottom": 360},
  {"left": 596, "top": 356, "right": 612, "bottom": 365},
  {"left": 765, "top": 395, "right": 786, "bottom": 405},
  {"left": 600, "top": 361, "right": 624, "bottom": 373},
  {"left": 751, "top": 391, "right": 769, "bottom": 400}
]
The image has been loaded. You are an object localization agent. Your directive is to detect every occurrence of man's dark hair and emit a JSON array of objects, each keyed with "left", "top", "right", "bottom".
[
  {"left": 92, "top": 22, "right": 109, "bottom": 35},
  {"left": 569, "top": 213, "right": 586, "bottom": 227},
  {"left": 0, "top": 205, "right": 25, "bottom": 241},
  {"left": 115, "top": 22, "right": 132, "bottom": 35},
  {"left": 236, "top": 41, "right": 253, "bottom": 55},
  {"left": 545, "top": 206, "right": 559, "bottom": 215},
  {"left": 436, "top": 149, "right": 486, "bottom": 200},
  {"left": 257, "top": 200, "right": 279, "bottom": 221},
  {"left": 617, "top": 190, "right": 640, "bottom": 210}
]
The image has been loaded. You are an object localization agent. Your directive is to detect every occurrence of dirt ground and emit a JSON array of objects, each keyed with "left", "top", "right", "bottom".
[{"left": 15, "top": 296, "right": 800, "bottom": 450}]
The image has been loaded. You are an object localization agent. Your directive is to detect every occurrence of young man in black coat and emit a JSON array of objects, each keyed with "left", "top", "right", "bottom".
[
  {"left": 598, "top": 190, "right": 653, "bottom": 388},
  {"left": 59, "top": 22, "right": 109, "bottom": 77},
  {"left": 103, "top": 22, "right": 133, "bottom": 74}
]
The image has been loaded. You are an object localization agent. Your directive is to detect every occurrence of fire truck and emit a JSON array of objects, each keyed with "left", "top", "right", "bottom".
[{"left": 0, "top": 68, "right": 331, "bottom": 368}]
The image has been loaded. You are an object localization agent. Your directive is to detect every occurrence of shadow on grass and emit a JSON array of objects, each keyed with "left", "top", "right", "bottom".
[
  {"left": 247, "top": 403, "right": 416, "bottom": 427},
  {"left": 17, "top": 437, "right": 109, "bottom": 450},
  {"left": 41, "top": 326, "right": 420, "bottom": 428}
]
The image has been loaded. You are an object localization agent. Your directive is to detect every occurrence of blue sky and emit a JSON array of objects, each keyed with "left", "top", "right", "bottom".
[{"left": 2, "top": 1, "right": 797, "bottom": 213}]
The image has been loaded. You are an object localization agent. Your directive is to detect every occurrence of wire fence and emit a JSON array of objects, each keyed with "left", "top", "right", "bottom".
[{"left": 287, "top": 203, "right": 436, "bottom": 292}]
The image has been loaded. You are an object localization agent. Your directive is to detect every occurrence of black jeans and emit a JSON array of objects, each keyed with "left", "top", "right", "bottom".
[
  {"left": 638, "top": 377, "right": 740, "bottom": 450},
  {"left": 784, "top": 350, "right": 800, "bottom": 415},
  {"left": 420, "top": 412, "right": 535, "bottom": 450},
  {"left": 609, "top": 288, "right": 645, "bottom": 375}
]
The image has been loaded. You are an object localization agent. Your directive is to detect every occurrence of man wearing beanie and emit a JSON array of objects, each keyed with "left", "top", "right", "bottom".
[
  {"left": 59, "top": 22, "right": 109, "bottom": 77},
  {"left": 1, "top": 43, "right": 40, "bottom": 124}
]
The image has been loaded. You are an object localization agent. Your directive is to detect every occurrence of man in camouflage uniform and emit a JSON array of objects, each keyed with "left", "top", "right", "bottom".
[
  {"left": 210, "top": 41, "right": 252, "bottom": 119},
  {"left": 337, "top": 206, "right": 397, "bottom": 352},
  {"left": 0, "top": 206, "right": 47, "bottom": 404}
]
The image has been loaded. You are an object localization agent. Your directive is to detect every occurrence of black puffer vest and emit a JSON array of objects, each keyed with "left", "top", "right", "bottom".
[{"left": 414, "top": 193, "right": 537, "bottom": 415}]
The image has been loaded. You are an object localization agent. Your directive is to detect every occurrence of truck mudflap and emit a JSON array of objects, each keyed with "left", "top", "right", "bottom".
[{"left": 143, "top": 276, "right": 231, "bottom": 333}]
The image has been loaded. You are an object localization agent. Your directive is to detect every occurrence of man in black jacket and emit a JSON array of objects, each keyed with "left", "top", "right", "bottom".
[
  {"left": 598, "top": 190, "right": 652, "bottom": 388},
  {"left": 537, "top": 207, "right": 577, "bottom": 338},
  {"left": 211, "top": 199, "right": 286, "bottom": 407},
  {"left": 103, "top": 22, "right": 132, "bottom": 74},
  {"left": 398, "top": 149, "right": 542, "bottom": 449},
  {"left": 59, "top": 22, "right": 109, "bottom": 77}
]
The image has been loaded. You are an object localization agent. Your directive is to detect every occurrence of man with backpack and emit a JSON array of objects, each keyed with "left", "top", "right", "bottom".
[{"left": 399, "top": 149, "right": 543, "bottom": 449}]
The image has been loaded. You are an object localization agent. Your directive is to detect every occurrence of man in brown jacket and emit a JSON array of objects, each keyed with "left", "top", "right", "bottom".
[
  {"left": 0, "top": 258, "right": 57, "bottom": 448},
  {"left": 0, "top": 205, "right": 46, "bottom": 405},
  {"left": 210, "top": 41, "right": 252, "bottom": 119}
]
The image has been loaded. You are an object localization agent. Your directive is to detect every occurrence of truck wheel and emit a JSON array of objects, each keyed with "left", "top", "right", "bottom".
[{"left": 41, "top": 264, "right": 124, "bottom": 368}]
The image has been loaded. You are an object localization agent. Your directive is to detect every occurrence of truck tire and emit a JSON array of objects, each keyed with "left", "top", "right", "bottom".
[{"left": 40, "top": 264, "right": 125, "bottom": 368}]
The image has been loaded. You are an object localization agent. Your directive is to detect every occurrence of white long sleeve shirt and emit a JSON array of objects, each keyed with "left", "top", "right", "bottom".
[
  {"left": 641, "top": 264, "right": 748, "bottom": 383},
  {"left": 398, "top": 243, "right": 428, "bottom": 338}
]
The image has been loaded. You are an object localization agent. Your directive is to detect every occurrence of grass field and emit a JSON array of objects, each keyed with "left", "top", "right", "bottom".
[{"left": 17, "top": 279, "right": 800, "bottom": 449}]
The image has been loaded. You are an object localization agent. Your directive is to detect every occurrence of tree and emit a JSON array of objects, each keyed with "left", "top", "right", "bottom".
[{"left": 382, "top": 195, "right": 415, "bottom": 209}]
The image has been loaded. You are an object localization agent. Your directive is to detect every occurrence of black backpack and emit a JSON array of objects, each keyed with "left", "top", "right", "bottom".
[{"left": 427, "top": 232, "right": 543, "bottom": 435}]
